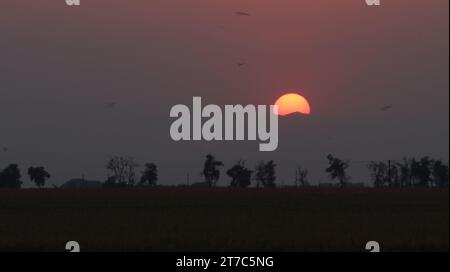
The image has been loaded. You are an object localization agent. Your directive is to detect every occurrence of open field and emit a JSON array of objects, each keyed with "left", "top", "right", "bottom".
[{"left": 0, "top": 188, "right": 448, "bottom": 252}]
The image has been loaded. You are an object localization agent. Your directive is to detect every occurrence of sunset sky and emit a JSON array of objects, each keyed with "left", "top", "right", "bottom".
[{"left": 0, "top": 0, "right": 448, "bottom": 186}]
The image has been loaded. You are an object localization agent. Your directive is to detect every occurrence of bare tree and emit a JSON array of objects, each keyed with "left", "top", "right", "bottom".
[
  {"left": 106, "top": 156, "right": 138, "bottom": 187},
  {"left": 295, "top": 166, "right": 309, "bottom": 187},
  {"left": 367, "top": 161, "right": 400, "bottom": 188},
  {"left": 396, "top": 157, "right": 413, "bottom": 187},
  {"left": 367, "top": 161, "right": 388, "bottom": 188}
]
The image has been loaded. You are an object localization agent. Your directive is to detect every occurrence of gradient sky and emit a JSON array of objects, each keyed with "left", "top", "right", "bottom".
[{"left": 0, "top": 0, "right": 448, "bottom": 187}]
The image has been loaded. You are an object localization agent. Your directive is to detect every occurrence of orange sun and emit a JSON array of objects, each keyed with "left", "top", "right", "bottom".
[{"left": 274, "top": 93, "right": 311, "bottom": 116}]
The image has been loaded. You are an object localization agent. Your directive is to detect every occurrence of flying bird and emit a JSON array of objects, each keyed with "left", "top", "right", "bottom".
[
  {"left": 105, "top": 102, "right": 116, "bottom": 109},
  {"left": 381, "top": 105, "right": 393, "bottom": 111},
  {"left": 237, "top": 62, "right": 247, "bottom": 67},
  {"left": 235, "top": 11, "right": 251, "bottom": 16}
]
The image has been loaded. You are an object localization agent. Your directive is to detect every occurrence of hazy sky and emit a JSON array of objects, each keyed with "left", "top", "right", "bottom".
[{"left": 0, "top": 0, "right": 448, "bottom": 187}]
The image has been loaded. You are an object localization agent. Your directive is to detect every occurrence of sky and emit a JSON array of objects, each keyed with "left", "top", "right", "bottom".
[{"left": 0, "top": 0, "right": 448, "bottom": 187}]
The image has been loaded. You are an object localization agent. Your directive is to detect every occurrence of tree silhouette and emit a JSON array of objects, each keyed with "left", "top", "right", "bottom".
[
  {"left": 226, "top": 161, "right": 253, "bottom": 188},
  {"left": 254, "top": 160, "right": 276, "bottom": 188},
  {"left": 106, "top": 156, "right": 138, "bottom": 187},
  {"left": 265, "top": 161, "right": 276, "bottom": 187},
  {"left": 410, "top": 157, "right": 432, "bottom": 187},
  {"left": 295, "top": 166, "right": 309, "bottom": 187},
  {"left": 254, "top": 161, "right": 264, "bottom": 188},
  {"left": 367, "top": 161, "right": 388, "bottom": 187},
  {"left": 432, "top": 160, "right": 449, "bottom": 187},
  {"left": 28, "top": 166, "right": 51, "bottom": 188},
  {"left": 389, "top": 163, "right": 400, "bottom": 187},
  {"left": 397, "top": 157, "right": 413, "bottom": 188},
  {"left": 326, "top": 154, "right": 349, "bottom": 188},
  {"left": 202, "top": 154, "right": 223, "bottom": 187},
  {"left": 0, "top": 164, "right": 22, "bottom": 188},
  {"left": 368, "top": 161, "right": 401, "bottom": 188},
  {"left": 139, "top": 163, "right": 158, "bottom": 187}
]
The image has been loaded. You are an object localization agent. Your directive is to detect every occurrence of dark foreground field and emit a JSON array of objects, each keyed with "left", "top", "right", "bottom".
[{"left": 0, "top": 188, "right": 448, "bottom": 252}]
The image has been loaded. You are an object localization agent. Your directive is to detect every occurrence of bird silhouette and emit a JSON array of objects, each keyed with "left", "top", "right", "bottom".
[
  {"left": 235, "top": 11, "right": 251, "bottom": 16},
  {"left": 105, "top": 102, "right": 116, "bottom": 109},
  {"left": 237, "top": 62, "right": 247, "bottom": 67},
  {"left": 381, "top": 105, "right": 393, "bottom": 111}
]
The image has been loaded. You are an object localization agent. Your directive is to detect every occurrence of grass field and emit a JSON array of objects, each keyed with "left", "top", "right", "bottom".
[{"left": 0, "top": 188, "right": 448, "bottom": 252}]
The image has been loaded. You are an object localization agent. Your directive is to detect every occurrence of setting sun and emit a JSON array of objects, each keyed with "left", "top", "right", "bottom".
[{"left": 274, "top": 93, "right": 311, "bottom": 116}]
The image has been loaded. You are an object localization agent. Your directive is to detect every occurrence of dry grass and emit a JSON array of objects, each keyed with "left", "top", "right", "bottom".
[{"left": 0, "top": 188, "right": 448, "bottom": 252}]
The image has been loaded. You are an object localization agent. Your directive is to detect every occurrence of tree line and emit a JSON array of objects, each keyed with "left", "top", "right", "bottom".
[
  {"left": 0, "top": 154, "right": 448, "bottom": 188},
  {"left": 367, "top": 157, "right": 449, "bottom": 188},
  {"left": 101, "top": 155, "right": 277, "bottom": 188}
]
